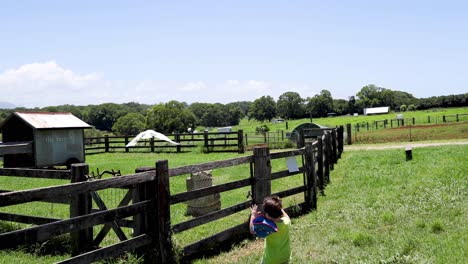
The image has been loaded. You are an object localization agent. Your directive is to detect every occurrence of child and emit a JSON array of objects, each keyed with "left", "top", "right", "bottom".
[{"left": 250, "top": 195, "right": 291, "bottom": 264}]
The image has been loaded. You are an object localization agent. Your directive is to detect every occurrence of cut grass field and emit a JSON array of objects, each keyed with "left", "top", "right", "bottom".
[
  {"left": 233, "top": 107, "right": 468, "bottom": 133},
  {"left": 196, "top": 145, "right": 467, "bottom": 263},
  {"left": 1, "top": 143, "right": 466, "bottom": 263}
]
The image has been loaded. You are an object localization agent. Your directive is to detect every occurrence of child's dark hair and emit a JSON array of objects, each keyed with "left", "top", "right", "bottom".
[{"left": 263, "top": 195, "right": 283, "bottom": 219}]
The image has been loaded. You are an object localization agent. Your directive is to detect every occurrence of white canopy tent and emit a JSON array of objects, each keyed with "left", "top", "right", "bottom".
[{"left": 126, "top": 130, "right": 180, "bottom": 147}]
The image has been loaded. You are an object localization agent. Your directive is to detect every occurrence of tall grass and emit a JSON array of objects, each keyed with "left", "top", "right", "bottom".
[{"left": 198, "top": 145, "right": 467, "bottom": 263}]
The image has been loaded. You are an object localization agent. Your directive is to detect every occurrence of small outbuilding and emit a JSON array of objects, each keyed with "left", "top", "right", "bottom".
[
  {"left": 0, "top": 112, "right": 91, "bottom": 168},
  {"left": 289, "top": 122, "right": 329, "bottom": 147},
  {"left": 363, "top": 107, "right": 389, "bottom": 115}
]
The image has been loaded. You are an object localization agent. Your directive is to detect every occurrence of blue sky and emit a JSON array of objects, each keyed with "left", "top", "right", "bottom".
[{"left": 1, "top": 0, "right": 467, "bottom": 107}]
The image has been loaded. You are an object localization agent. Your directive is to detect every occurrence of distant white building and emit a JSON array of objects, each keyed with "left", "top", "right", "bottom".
[{"left": 363, "top": 106, "right": 390, "bottom": 115}]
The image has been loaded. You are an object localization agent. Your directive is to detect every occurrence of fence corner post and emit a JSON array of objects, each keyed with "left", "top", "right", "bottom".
[
  {"left": 125, "top": 135, "right": 129, "bottom": 153},
  {"left": 70, "top": 163, "right": 92, "bottom": 256},
  {"left": 317, "top": 136, "right": 325, "bottom": 195},
  {"left": 156, "top": 160, "right": 174, "bottom": 263},
  {"left": 175, "top": 132, "right": 181, "bottom": 153},
  {"left": 104, "top": 135, "right": 109, "bottom": 152},
  {"left": 204, "top": 130, "right": 209, "bottom": 153},
  {"left": 346, "top": 123, "right": 352, "bottom": 145},
  {"left": 304, "top": 142, "right": 316, "bottom": 211},
  {"left": 252, "top": 146, "right": 271, "bottom": 210}
]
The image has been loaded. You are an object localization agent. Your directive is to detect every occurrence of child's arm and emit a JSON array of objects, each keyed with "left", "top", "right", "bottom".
[
  {"left": 249, "top": 204, "right": 259, "bottom": 234},
  {"left": 281, "top": 208, "right": 290, "bottom": 220}
]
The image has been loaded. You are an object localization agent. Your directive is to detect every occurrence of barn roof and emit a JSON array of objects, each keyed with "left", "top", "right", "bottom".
[{"left": 0, "top": 112, "right": 91, "bottom": 130}]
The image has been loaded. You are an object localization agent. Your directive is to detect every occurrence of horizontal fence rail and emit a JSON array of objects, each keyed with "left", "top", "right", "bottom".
[{"left": 85, "top": 130, "right": 244, "bottom": 155}]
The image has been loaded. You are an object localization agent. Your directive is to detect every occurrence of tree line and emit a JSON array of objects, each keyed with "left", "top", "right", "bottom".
[{"left": 0, "top": 84, "right": 466, "bottom": 135}]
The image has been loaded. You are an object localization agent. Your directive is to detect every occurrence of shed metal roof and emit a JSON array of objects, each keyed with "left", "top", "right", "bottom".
[{"left": 1, "top": 112, "right": 91, "bottom": 129}]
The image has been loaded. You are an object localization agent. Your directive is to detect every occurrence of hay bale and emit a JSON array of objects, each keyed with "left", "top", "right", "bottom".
[{"left": 186, "top": 170, "right": 221, "bottom": 217}]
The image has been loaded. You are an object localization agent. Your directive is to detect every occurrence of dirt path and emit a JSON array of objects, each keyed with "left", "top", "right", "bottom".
[{"left": 344, "top": 140, "right": 468, "bottom": 150}]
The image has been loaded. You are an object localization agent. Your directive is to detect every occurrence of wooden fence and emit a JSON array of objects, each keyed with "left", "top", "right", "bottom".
[
  {"left": 85, "top": 130, "right": 244, "bottom": 155},
  {"left": 0, "top": 128, "right": 342, "bottom": 263},
  {"left": 352, "top": 113, "right": 468, "bottom": 133}
]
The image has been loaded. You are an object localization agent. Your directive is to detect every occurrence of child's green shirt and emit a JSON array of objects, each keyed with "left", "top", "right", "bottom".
[{"left": 263, "top": 216, "right": 291, "bottom": 264}]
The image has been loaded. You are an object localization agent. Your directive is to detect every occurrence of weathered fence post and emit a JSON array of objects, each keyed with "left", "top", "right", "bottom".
[
  {"left": 252, "top": 147, "right": 271, "bottom": 211},
  {"left": 70, "top": 163, "right": 92, "bottom": 256},
  {"left": 331, "top": 129, "right": 337, "bottom": 165},
  {"left": 125, "top": 135, "right": 129, "bottom": 153},
  {"left": 428, "top": 116, "right": 431, "bottom": 123},
  {"left": 204, "top": 130, "right": 209, "bottom": 153},
  {"left": 317, "top": 136, "right": 325, "bottom": 194},
  {"left": 405, "top": 146, "right": 413, "bottom": 161},
  {"left": 104, "top": 135, "right": 109, "bottom": 153},
  {"left": 156, "top": 160, "right": 174, "bottom": 263},
  {"left": 324, "top": 133, "right": 330, "bottom": 184},
  {"left": 346, "top": 123, "right": 352, "bottom": 145},
  {"left": 133, "top": 165, "right": 160, "bottom": 262},
  {"left": 297, "top": 129, "right": 305, "bottom": 148},
  {"left": 337, "top": 126, "right": 344, "bottom": 158},
  {"left": 175, "top": 132, "right": 181, "bottom": 153},
  {"left": 238, "top": 129, "right": 244, "bottom": 154},
  {"left": 304, "top": 142, "right": 317, "bottom": 211},
  {"left": 443, "top": 115, "right": 446, "bottom": 123},
  {"left": 150, "top": 137, "right": 155, "bottom": 152}
]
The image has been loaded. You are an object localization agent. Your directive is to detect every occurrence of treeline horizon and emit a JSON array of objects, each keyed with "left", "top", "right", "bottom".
[{"left": 0, "top": 84, "right": 466, "bottom": 135}]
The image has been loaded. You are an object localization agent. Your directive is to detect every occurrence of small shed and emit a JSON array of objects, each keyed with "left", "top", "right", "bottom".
[
  {"left": 289, "top": 123, "right": 329, "bottom": 147},
  {"left": 0, "top": 112, "right": 91, "bottom": 168}
]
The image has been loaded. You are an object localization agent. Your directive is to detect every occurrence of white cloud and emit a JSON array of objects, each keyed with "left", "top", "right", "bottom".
[
  {"left": 179, "top": 81, "right": 207, "bottom": 92},
  {"left": 0, "top": 61, "right": 324, "bottom": 107},
  {"left": 0, "top": 61, "right": 112, "bottom": 107},
  {"left": 226, "top": 80, "right": 240, "bottom": 86}
]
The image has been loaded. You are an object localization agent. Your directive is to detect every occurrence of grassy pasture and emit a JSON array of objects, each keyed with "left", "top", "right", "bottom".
[
  {"left": 197, "top": 145, "right": 468, "bottom": 263},
  {"left": 2, "top": 144, "right": 467, "bottom": 263},
  {"left": 0, "top": 150, "right": 306, "bottom": 262},
  {"left": 233, "top": 107, "right": 468, "bottom": 133},
  {"left": 1, "top": 109, "right": 467, "bottom": 263},
  {"left": 353, "top": 122, "right": 468, "bottom": 144}
]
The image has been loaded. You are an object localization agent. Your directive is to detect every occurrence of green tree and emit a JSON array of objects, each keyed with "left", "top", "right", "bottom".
[
  {"left": 356, "top": 84, "right": 382, "bottom": 108},
  {"left": 146, "top": 100, "right": 196, "bottom": 133},
  {"left": 226, "top": 101, "right": 251, "bottom": 118},
  {"left": 86, "top": 103, "right": 127, "bottom": 131},
  {"left": 248, "top": 96, "right": 277, "bottom": 122},
  {"left": 112, "top": 113, "right": 146, "bottom": 135},
  {"left": 225, "top": 104, "right": 242, "bottom": 125},
  {"left": 306, "top": 90, "right": 334, "bottom": 117},
  {"left": 348, "top": 96, "right": 357, "bottom": 114},
  {"left": 190, "top": 103, "right": 242, "bottom": 127},
  {"left": 332, "top": 99, "right": 348, "bottom": 115},
  {"left": 188, "top": 102, "right": 211, "bottom": 121},
  {"left": 277, "top": 91, "right": 305, "bottom": 119},
  {"left": 200, "top": 104, "right": 226, "bottom": 127}
]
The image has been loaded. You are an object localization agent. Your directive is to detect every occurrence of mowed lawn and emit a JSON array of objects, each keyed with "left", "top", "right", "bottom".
[
  {"left": 197, "top": 145, "right": 467, "bottom": 263},
  {"left": 0, "top": 144, "right": 466, "bottom": 263}
]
